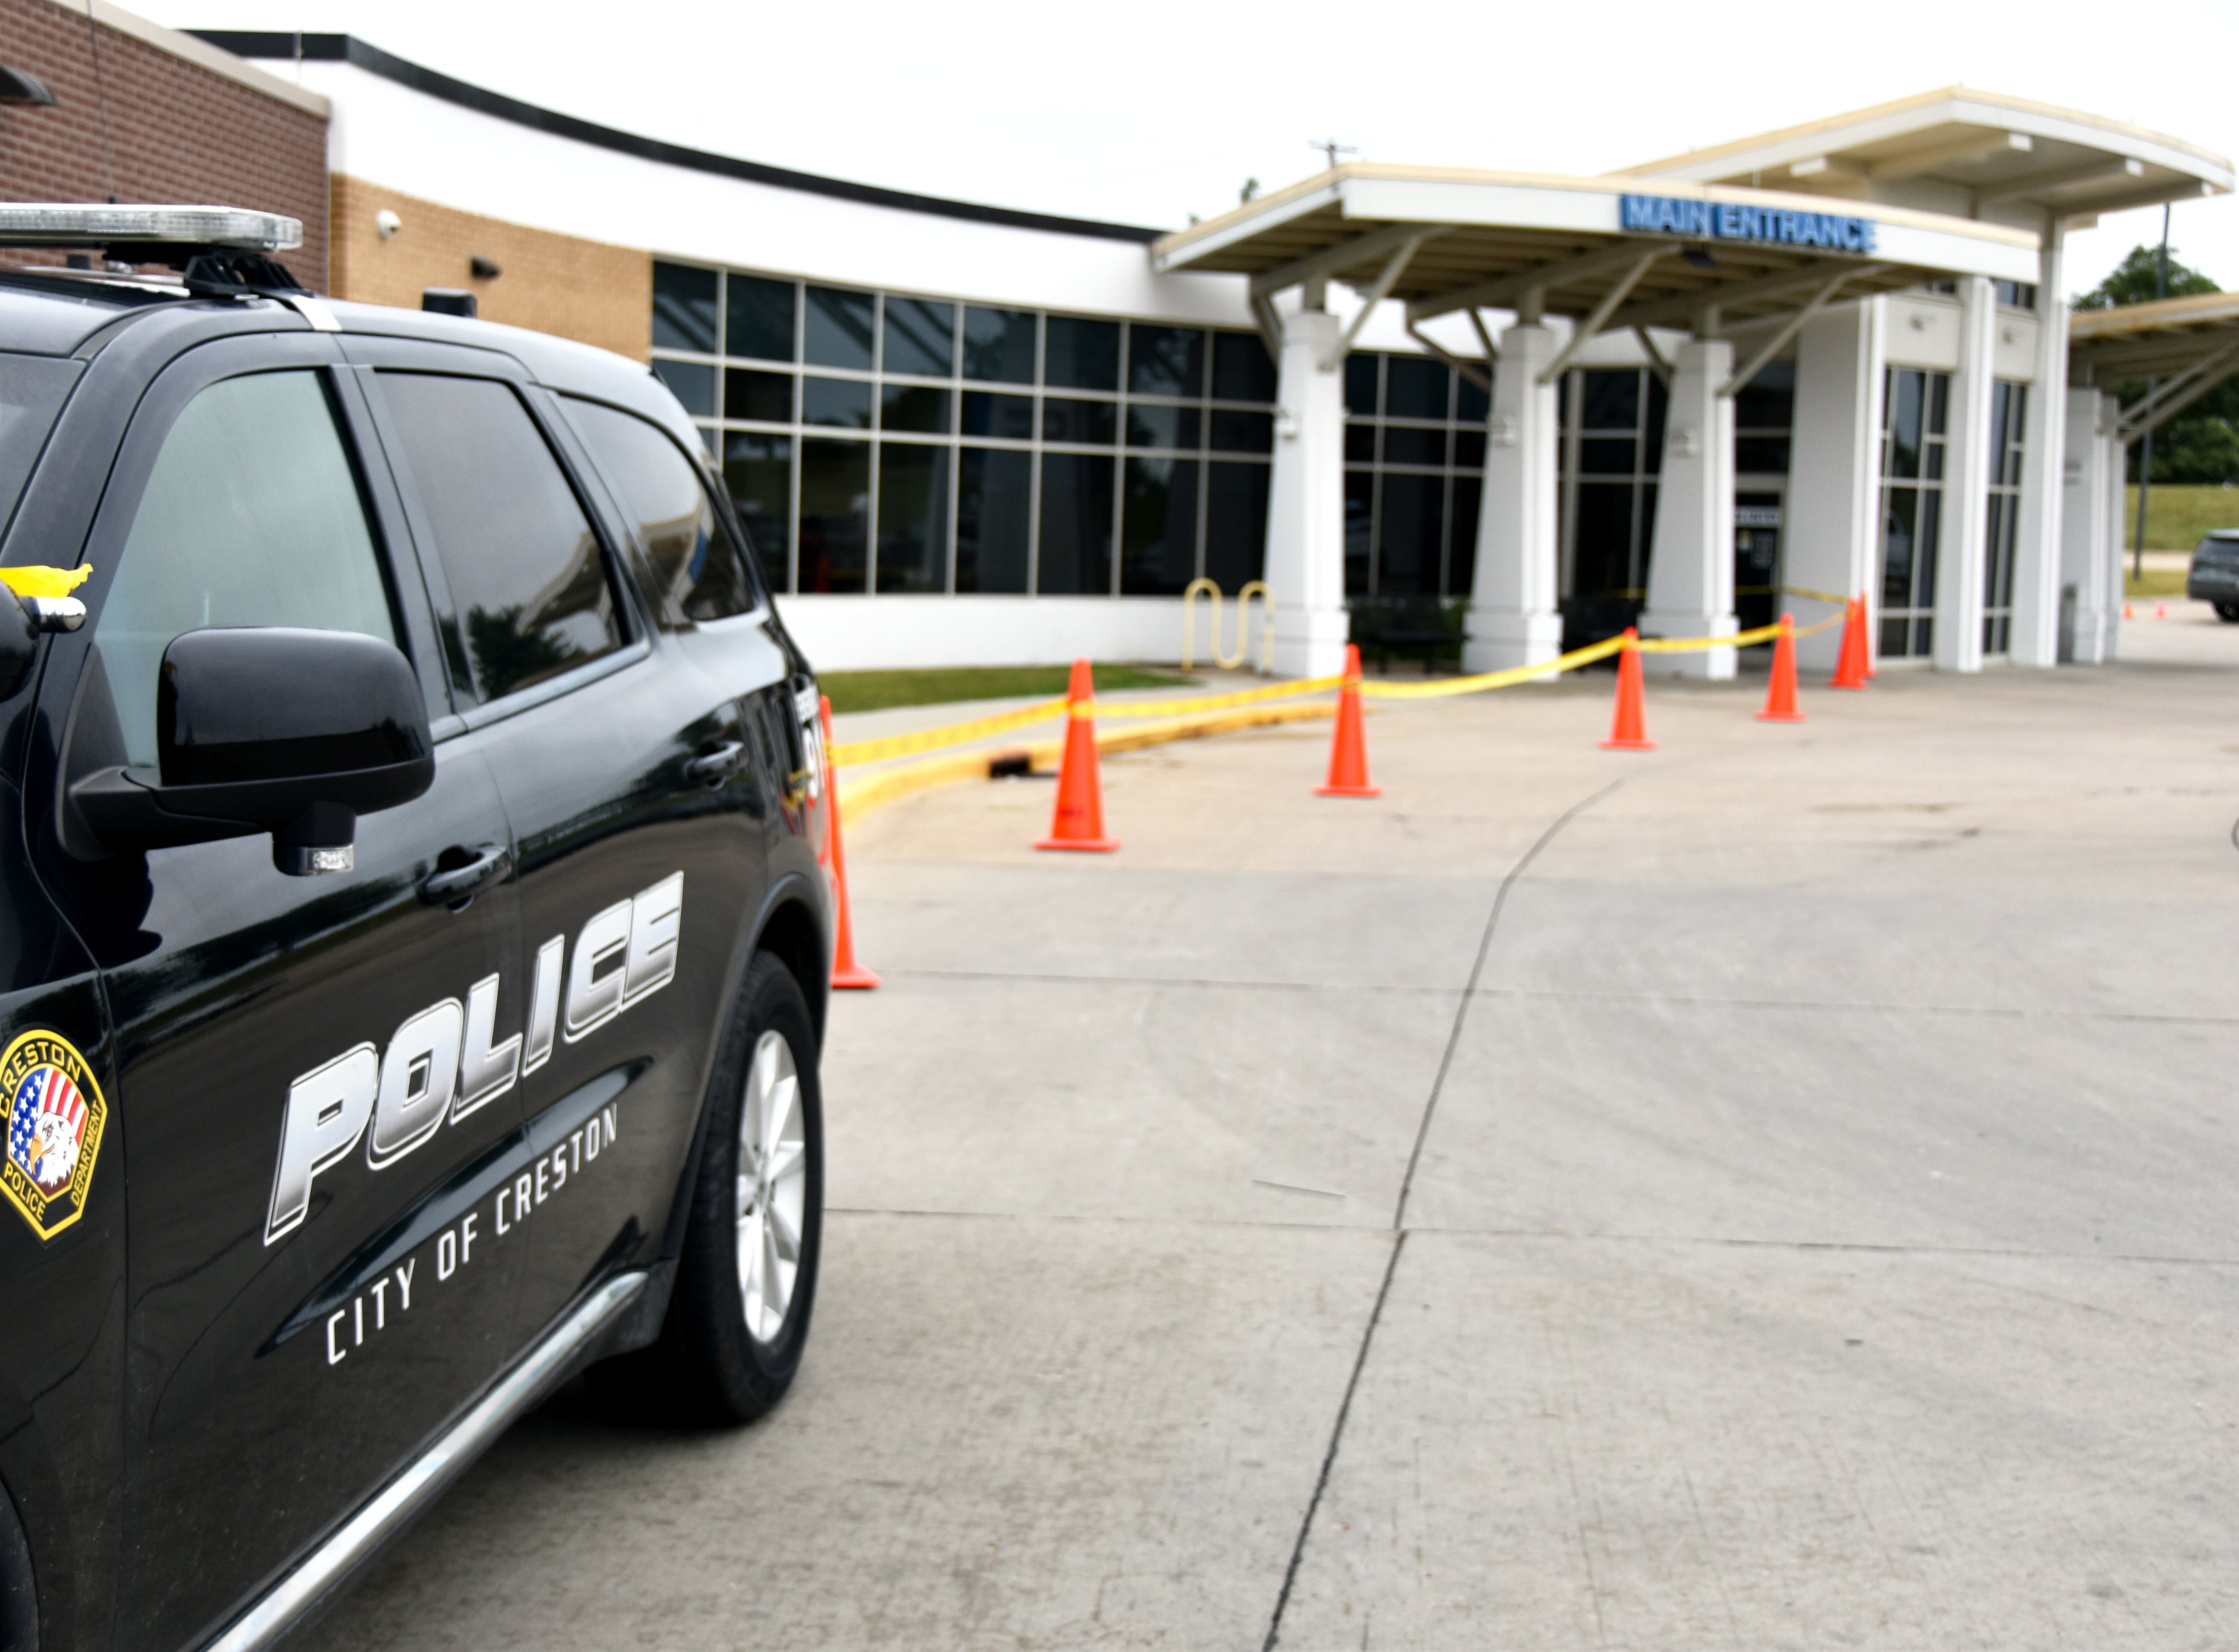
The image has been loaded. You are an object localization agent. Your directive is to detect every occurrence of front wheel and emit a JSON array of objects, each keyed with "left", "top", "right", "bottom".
[
  {"left": 592, "top": 951, "right": 824, "bottom": 1424},
  {"left": 2215, "top": 602, "right": 2239, "bottom": 623}
]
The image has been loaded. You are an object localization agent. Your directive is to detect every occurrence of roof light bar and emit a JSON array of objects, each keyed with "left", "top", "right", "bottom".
[{"left": 0, "top": 205, "right": 301, "bottom": 252}]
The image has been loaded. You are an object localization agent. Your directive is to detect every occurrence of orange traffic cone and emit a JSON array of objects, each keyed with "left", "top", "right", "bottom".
[
  {"left": 1315, "top": 644, "right": 1381, "bottom": 798},
  {"left": 1601, "top": 629, "right": 1656, "bottom": 751},
  {"left": 1757, "top": 614, "right": 1806, "bottom": 723},
  {"left": 1036, "top": 658, "right": 1119, "bottom": 852},
  {"left": 2123, "top": 602, "right": 2134, "bottom": 620},
  {"left": 818, "top": 696, "right": 880, "bottom": 991},
  {"left": 2156, "top": 602, "right": 2168, "bottom": 619},
  {"left": 1830, "top": 597, "right": 1869, "bottom": 690}
]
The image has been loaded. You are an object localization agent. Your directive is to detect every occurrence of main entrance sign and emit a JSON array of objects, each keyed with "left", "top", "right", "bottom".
[{"left": 1621, "top": 193, "right": 1878, "bottom": 255}]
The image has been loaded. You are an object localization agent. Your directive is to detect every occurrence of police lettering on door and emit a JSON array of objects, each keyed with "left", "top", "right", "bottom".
[
  {"left": 265, "top": 871, "right": 682, "bottom": 1244},
  {"left": 316, "top": 1099, "right": 618, "bottom": 1367}
]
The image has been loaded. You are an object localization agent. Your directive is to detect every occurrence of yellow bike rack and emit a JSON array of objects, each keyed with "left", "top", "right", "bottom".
[{"left": 1181, "top": 577, "right": 1272, "bottom": 674}]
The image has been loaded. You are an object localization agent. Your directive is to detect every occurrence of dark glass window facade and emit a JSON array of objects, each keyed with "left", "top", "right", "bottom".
[
  {"left": 653, "top": 260, "right": 1274, "bottom": 596},
  {"left": 1879, "top": 365, "right": 1951, "bottom": 658},
  {"left": 1342, "top": 351, "right": 1491, "bottom": 603},
  {"left": 1559, "top": 367, "right": 1667, "bottom": 645},
  {"left": 1982, "top": 379, "right": 2027, "bottom": 655}
]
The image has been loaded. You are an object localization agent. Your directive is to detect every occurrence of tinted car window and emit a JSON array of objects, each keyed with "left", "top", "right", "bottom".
[
  {"left": 99, "top": 369, "right": 394, "bottom": 768},
  {"left": 379, "top": 373, "right": 621, "bottom": 704},
  {"left": 564, "top": 398, "right": 757, "bottom": 622}
]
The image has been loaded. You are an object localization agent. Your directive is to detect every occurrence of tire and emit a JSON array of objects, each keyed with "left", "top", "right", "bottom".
[
  {"left": 591, "top": 951, "right": 824, "bottom": 1425},
  {"left": 2216, "top": 603, "right": 2239, "bottom": 623}
]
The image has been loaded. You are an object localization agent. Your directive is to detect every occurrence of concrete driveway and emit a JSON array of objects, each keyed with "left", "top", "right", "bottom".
[{"left": 304, "top": 612, "right": 2239, "bottom": 1650}]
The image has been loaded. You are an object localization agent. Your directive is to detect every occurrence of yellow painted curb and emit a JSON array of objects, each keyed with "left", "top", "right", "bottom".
[{"left": 836, "top": 701, "right": 1335, "bottom": 825}]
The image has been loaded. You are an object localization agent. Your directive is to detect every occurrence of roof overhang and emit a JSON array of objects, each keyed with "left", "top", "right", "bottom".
[
  {"left": 2068, "top": 292, "right": 2239, "bottom": 442},
  {"left": 1623, "top": 89, "right": 2232, "bottom": 227},
  {"left": 1154, "top": 164, "right": 2038, "bottom": 349}
]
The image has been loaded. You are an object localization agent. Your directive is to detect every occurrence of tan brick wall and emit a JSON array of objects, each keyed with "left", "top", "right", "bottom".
[{"left": 330, "top": 177, "right": 650, "bottom": 362}]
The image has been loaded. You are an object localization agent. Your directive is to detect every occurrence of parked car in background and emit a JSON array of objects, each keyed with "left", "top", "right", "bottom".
[{"left": 2186, "top": 529, "right": 2239, "bottom": 620}]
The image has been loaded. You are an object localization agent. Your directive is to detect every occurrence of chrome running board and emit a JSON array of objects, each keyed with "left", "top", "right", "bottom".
[{"left": 202, "top": 1271, "right": 649, "bottom": 1652}]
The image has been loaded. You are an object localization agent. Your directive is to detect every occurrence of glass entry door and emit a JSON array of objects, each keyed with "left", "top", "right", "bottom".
[{"left": 1734, "top": 489, "right": 1783, "bottom": 634}]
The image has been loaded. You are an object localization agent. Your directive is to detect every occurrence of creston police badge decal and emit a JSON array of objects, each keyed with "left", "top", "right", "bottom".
[{"left": 0, "top": 1031, "right": 106, "bottom": 1240}]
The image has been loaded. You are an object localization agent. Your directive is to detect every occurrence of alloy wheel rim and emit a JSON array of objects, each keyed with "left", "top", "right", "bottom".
[{"left": 736, "top": 1030, "right": 807, "bottom": 1343}]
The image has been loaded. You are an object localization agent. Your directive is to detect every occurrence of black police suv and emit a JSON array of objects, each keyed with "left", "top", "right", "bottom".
[{"left": 0, "top": 209, "right": 831, "bottom": 1652}]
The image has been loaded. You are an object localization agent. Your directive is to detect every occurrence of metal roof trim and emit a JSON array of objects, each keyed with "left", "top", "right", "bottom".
[{"left": 2070, "top": 289, "right": 2239, "bottom": 339}]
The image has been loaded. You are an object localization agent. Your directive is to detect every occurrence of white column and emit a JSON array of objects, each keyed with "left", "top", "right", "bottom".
[
  {"left": 2102, "top": 416, "right": 2126, "bottom": 660},
  {"left": 2008, "top": 226, "right": 2066, "bottom": 666},
  {"left": 2060, "top": 386, "right": 2116, "bottom": 664},
  {"left": 1464, "top": 323, "right": 1563, "bottom": 674},
  {"left": 1787, "top": 297, "right": 1886, "bottom": 673},
  {"left": 1935, "top": 275, "right": 1996, "bottom": 673},
  {"left": 1263, "top": 307, "right": 1347, "bottom": 678},
  {"left": 1641, "top": 335, "right": 1739, "bottom": 679}
]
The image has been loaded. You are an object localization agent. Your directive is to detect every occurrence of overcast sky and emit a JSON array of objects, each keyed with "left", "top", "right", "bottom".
[{"left": 153, "top": 0, "right": 2238, "bottom": 303}]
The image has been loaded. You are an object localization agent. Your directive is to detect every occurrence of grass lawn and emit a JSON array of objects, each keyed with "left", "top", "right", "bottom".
[
  {"left": 820, "top": 663, "right": 1198, "bottom": 714},
  {"left": 2124, "top": 566, "right": 2189, "bottom": 598},
  {"left": 2126, "top": 484, "right": 2239, "bottom": 551}
]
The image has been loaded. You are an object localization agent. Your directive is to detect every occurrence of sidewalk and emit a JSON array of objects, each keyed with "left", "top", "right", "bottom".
[{"left": 308, "top": 648, "right": 2239, "bottom": 1650}]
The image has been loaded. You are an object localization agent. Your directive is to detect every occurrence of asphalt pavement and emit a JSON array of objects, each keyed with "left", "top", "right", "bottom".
[{"left": 302, "top": 605, "right": 2239, "bottom": 1650}]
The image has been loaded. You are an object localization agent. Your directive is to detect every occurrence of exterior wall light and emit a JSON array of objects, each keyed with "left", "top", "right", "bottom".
[
  {"left": 0, "top": 65, "right": 57, "bottom": 106},
  {"left": 375, "top": 210, "right": 402, "bottom": 240},
  {"left": 469, "top": 255, "right": 502, "bottom": 280}
]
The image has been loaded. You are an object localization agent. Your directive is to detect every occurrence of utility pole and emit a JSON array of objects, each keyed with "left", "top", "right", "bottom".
[
  {"left": 1309, "top": 138, "right": 1358, "bottom": 172},
  {"left": 2133, "top": 203, "right": 2171, "bottom": 583}
]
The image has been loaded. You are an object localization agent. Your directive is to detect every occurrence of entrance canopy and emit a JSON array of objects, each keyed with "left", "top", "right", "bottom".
[
  {"left": 1625, "top": 88, "right": 2232, "bottom": 229},
  {"left": 1152, "top": 163, "right": 2039, "bottom": 382},
  {"left": 2070, "top": 292, "right": 2239, "bottom": 443}
]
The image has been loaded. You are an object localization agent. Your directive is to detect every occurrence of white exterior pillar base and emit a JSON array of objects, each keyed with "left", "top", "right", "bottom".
[
  {"left": 1642, "top": 335, "right": 1739, "bottom": 681},
  {"left": 1464, "top": 323, "right": 1562, "bottom": 676},
  {"left": 2060, "top": 387, "right": 2120, "bottom": 665},
  {"left": 2009, "top": 229, "right": 2066, "bottom": 666},
  {"left": 1639, "top": 611, "right": 1741, "bottom": 678},
  {"left": 1264, "top": 308, "right": 1347, "bottom": 679},
  {"left": 1465, "top": 609, "right": 1565, "bottom": 673}
]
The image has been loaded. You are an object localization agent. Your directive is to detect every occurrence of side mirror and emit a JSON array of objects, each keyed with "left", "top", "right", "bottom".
[{"left": 69, "top": 627, "right": 434, "bottom": 875}]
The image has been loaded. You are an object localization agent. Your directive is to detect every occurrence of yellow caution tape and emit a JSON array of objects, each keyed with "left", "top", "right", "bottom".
[
  {"left": 1089, "top": 674, "right": 1345, "bottom": 720},
  {"left": 1634, "top": 612, "right": 1845, "bottom": 652},
  {"left": 1358, "top": 635, "right": 1626, "bottom": 699},
  {"left": 829, "top": 696, "right": 1068, "bottom": 768},
  {"left": 0, "top": 565, "right": 89, "bottom": 600},
  {"left": 1780, "top": 584, "right": 1853, "bottom": 605},
  {"left": 834, "top": 608, "right": 1854, "bottom": 763},
  {"left": 1635, "top": 620, "right": 1784, "bottom": 652}
]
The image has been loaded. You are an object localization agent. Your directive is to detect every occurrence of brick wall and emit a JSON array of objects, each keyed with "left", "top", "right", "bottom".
[
  {"left": 330, "top": 176, "right": 651, "bottom": 362},
  {"left": 0, "top": 0, "right": 327, "bottom": 288}
]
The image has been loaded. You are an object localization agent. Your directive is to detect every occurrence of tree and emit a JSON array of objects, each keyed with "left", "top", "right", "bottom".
[{"left": 2073, "top": 246, "right": 2239, "bottom": 485}]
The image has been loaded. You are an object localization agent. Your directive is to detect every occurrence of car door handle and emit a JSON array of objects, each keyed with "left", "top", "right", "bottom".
[
  {"left": 419, "top": 842, "right": 513, "bottom": 908},
  {"left": 685, "top": 741, "right": 746, "bottom": 789}
]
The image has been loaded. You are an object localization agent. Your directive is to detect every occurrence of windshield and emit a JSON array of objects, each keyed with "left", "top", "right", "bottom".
[{"left": 0, "top": 352, "right": 82, "bottom": 543}]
